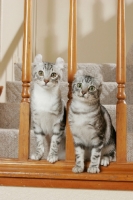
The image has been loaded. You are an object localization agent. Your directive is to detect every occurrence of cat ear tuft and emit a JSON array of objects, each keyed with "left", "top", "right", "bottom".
[
  {"left": 75, "top": 70, "right": 84, "bottom": 77},
  {"left": 55, "top": 57, "right": 64, "bottom": 69},
  {"left": 34, "top": 54, "right": 43, "bottom": 65}
]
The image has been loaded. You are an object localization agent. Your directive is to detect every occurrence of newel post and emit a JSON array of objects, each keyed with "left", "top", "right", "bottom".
[
  {"left": 19, "top": 0, "right": 32, "bottom": 160},
  {"left": 116, "top": 0, "right": 127, "bottom": 163},
  {"left": 66, "top": 0, "right": 77, "bottom": 161}
]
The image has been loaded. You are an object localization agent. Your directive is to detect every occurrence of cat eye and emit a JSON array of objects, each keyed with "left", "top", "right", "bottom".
[
  {"left": 77, "top": 83, "right": 82, "bottom": 88},
  {"left": 38, "top": 70, "right": 44, "bottom": 76},
  {"left": 51, "top": 73, "right": 57, "bottom": 78},
  {"left": 88, "top": 85, "right": 96, "bottom": 92}
]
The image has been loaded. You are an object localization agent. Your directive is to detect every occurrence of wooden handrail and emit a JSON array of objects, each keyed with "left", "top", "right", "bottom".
[
  {"left": 66, "top": 0, "right": 77, "bottom": 162},
  {"left": 116, "top": 0, "right": 127, "bottom": 163},
  {"left": 18, "top": 0, "right": 32, "bottom": 161},
  {"left": 0, "top": 86, "right": 3, "bottom": 96}
]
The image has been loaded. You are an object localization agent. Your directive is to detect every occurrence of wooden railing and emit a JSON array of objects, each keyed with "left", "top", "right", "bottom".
[
  {"left": 0, "top": 0, "right": 133, "bottom": 190},
  {"left": 116, "top": 0, "right": 127, "bottom": 163}
]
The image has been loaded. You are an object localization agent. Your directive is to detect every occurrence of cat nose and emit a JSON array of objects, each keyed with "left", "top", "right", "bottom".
[
  {"left": 44, "top": 79, "right": 49, "bottom": 84},
  {"left": 82, "top": 91, "right": 86, "bottom": 95}
]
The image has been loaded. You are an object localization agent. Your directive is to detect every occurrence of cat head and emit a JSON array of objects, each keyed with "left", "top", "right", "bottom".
[
  {"left": 32, "top": 54, "right": 65, "bottom": 89},
  {"left": 72, "top": 70, "right": 102, "bottom": 104}
]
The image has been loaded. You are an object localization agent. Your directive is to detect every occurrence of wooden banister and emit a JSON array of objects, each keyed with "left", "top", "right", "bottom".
[
  {"left": 19, "top": 0, "right": 32, "bottom": 161},
  {"left": 1, "top": 0, "right": 133, "bottom": 191},
  {"left": 0, "top": 86, "right": 3, "bottom": 96},
  {"left": 116, "top": 0, "right": 127, "bottom": 163},
  {"left": 66, "top": 0, "right": 77, "bottom": 162}
]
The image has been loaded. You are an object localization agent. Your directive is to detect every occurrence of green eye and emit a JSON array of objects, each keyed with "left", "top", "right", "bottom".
[
  {"left": 77, "top": 83, "right": 82, "bottom": 88},
  {"left": 89, "top": 86, "right": 96, "bottom": 92},
  {"left": 38, "top": 70, "right": 44, "bottom": 76},
  {"left": 51, "top": 73, "right": 57, "bottom": 78}
]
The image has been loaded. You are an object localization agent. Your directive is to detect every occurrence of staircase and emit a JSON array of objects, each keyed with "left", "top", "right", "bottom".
[{"left": 0, "top": 62, "right": 133, "bottom": 161}]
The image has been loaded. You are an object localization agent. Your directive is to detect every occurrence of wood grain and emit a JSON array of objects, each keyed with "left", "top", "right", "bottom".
[
  {"left": 0, "top": 86, "right": 3, "bottom": 96},
  {"left": 116, "top": 0, "right": 127, "bottom": 163},
  {"left": 0, "top": 0, "right": 132, "bottom": 190},
  {"left": 66, "top": 0, "right": 77, "bottom": 162},
  {"left": 19, "top": 0, "right": 32, "bottom": 161}
]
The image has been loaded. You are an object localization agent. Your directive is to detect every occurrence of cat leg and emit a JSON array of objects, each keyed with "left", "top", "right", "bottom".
[
  {"left": 47, "top": 133, "right": 62, "bottom": 163},
  {"left": 47, "top": 120, "right": 65, "bottom": 163},
  {"left": 31, "top": 124, "right": 45, "bottom": 160},
  {"left": 101, "top": 156, "right": 110, "bottom": 166},
  {"left": 101, "top": 146, "right": 116, "bottom": 166},
  {"left": 72, "top": 144, "right": 85, "bottom": 173},
  {"left": 87, "top": 144, "right": 103, "bottom": 173}
]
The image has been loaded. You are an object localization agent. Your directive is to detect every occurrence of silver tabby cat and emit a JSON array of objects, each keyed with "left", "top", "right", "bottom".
[
  {"left": 31, "top": 54, "right": 66, "bottom": 163},
  {"left": 68, "top": 70, "right": 116, "bottom": 173}
]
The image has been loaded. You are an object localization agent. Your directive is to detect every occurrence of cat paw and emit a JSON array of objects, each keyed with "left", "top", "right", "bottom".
[
  {"left": 72, "top": 166, "right": 84, "bottom": 173},
  {"left": 30, "top": 154, "right": 42, "bottom": 160},
  {"left": 47, "top": 154, "right": 58, "bottom": 163},
  {"left": 87, "top": 166, "right": 100, "bottom": 173},
  {"left": 101, "top": 156, "right": 110, "bottom": 166}
]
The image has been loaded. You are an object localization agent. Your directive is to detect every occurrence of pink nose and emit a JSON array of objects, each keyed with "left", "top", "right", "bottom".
[
  {"left": 82, "top": 91, "right": 86, "bottom": 95},
  {"left": 44, "top": 79, "right": 49, "bottom": 84}
]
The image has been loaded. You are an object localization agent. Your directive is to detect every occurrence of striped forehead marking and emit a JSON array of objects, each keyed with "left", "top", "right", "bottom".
[{"left": 43, "top": 62, "right": 53, "bottom": 70}]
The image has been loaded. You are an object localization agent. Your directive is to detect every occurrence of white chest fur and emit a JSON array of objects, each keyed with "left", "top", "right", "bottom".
[
  {"left": 31, "top": 83, "right": 61, "bottom": 114},
  {"left": 69, "top": 100, "right": 101, "bottom": 146}
]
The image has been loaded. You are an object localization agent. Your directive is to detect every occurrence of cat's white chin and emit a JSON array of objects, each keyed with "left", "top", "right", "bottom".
[{"left": 73, "top": 94, "right": 99, "bottom": 104}]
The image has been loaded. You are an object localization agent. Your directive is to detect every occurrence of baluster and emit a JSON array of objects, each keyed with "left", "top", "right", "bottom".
[
  {"left": 116, "top": 0, "right": 127, "bottom": 163},
  {"left": 66, "top": 0, "right": 77, "bottom": 161},
  {"left": 19, "top": 0, "right": 32, "bottom": 160}
]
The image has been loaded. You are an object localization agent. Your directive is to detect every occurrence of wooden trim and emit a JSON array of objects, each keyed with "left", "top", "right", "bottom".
[
  {"left": 0, "top": 0, "right": 132, "bottom": 191},
  {"left": 0, "top": 161, "right": 133, "bottom": 190},
  {"left": 116, "top": 0, "right": 127, "bottom": 163},
  {"left": 1, "top": 178, "right": 133, "bottom": 191},
  {"left": 0, "top": 86, "right": 3, "bottom": 96},
  {"left": 66, "top": 0, "right": 77, "bottom": 162},
  {"left": 18, "top": 0, "right": 32, "bottom": 161}
]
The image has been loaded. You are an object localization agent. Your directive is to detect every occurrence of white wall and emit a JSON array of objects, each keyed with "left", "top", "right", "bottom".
[
  {"left": 0, "top": 0, "right": 133, "bottom": 102},
  {"left": 1, "top": 187, "right": 133, "bottom": 200},
  {"left": 0, "top": 0, "right": 133, "bottom": 197}
]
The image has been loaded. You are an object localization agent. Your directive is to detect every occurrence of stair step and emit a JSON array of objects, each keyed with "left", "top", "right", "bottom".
[
  {"left": 6, "top": 81, "right": 133, "bottom": 105},
  {"left": 0, "top": 128, "right": 132, "bottom": 162},
  {"left": 0, "top": 129, "right": 65, "bottom": 160},
  {"left": 6, "top": 81, "right": 68, "bottom": 104},
  {"left": 0, "top": 103, "right": 20, "bottom": 129},
  {"left": 15, "top": 63, "right": 133, "bottom": 82}
]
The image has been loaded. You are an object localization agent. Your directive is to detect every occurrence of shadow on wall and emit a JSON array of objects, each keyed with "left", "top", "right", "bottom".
[
  {"left": 0, "top": 23, "right": 23, "bottom": 79},
  {"left": 43, "top": 0, "right": 133, "bottom": 64},
  {"left": 0, "top": 0, "right": 133, "bottom": 80}
]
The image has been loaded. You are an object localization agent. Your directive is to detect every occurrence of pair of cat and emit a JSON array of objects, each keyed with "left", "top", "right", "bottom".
[{"left": 30, "top": 54, "right": 116, "bottom": 174}]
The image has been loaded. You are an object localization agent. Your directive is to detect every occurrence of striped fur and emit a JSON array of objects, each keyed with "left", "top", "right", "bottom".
[
  {"left": 31, "top": 54, "right": 66, "bottom": 163},
  {"left": 68, "top": 72, "right": 116, "bottom": 173}
]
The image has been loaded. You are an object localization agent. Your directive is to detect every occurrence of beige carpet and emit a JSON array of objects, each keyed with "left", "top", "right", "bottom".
[{"left": 0, "top": 63, "right": 133, "bottom": 161}]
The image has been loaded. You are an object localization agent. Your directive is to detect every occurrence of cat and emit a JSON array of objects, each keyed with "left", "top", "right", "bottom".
[
  {"left": 68, "top": 70, "right": 116, "bottom": 173},
  {"left": 30, "top": 54, "right": 66, "bottom": 163}
]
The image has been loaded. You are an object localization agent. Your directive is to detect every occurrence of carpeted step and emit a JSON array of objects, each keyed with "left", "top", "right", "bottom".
[
  {"left": 0, "top": 128, "right": 133, "bottom": 161},
  {"left": 6, "top": 80, "right": 133, "bottom": 105},
  {"left": 6, "top": 81, "right": 68, "bottom": 104},
  {"left": 0, "top": 103, "right": 20, "bottom": 129},
  {"left": 0, "top": 129, "right": 65, "bottom": 160},
  {"left": 15, "top": 63, "right": 133, "bottom": 82}
]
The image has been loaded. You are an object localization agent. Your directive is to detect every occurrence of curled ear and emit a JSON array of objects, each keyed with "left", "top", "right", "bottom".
[
  {"left": 55, "top": 57, "right": 64, "bottom": 69},
  {"left": 75, "top": 69, "right": 84, "bottom": 78},
  {"left": 34, "top": 54, "right": 43, "bottom": 65}
]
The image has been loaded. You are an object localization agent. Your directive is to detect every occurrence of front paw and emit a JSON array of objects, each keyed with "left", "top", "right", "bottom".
[
  {"left": 47, "top": 154, "right": 58, "bottom": 163},
  {"left": 30, "top": 154, "right": 42, "bottom": 160},
  {"left": 101, "top": 156, "right": 110, "bottom": 166},
  {"left": 72, "top": 166, "right": 84, "bottom": 173},
  {"left": 87, "top": 166, "right": 100, "bottom": 173}
]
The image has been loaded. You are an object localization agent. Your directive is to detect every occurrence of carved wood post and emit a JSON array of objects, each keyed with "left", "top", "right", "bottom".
[
  {"left": 66, "top": 0, "right": 77, "bottom": 161},
  {"left": 19, "top": 0, "right": 32, "bottom": 160},
  {"left": 116, "top": 0, "right": 127, "bottom": 163}
]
